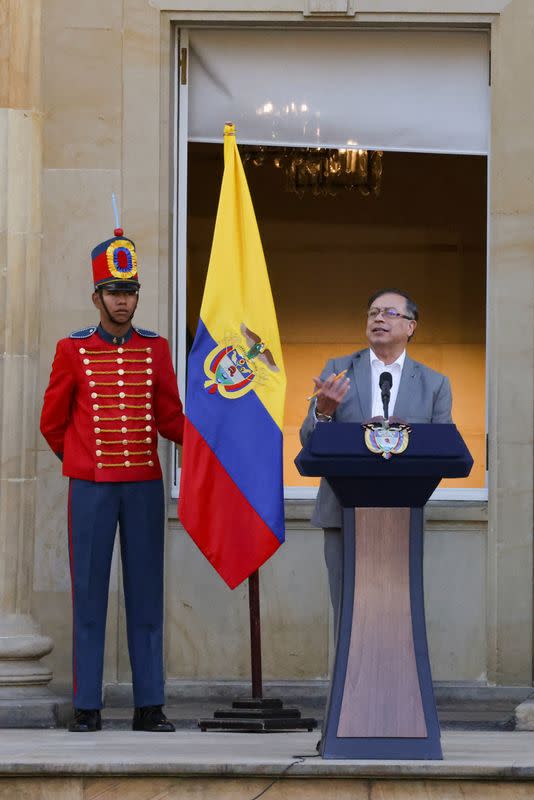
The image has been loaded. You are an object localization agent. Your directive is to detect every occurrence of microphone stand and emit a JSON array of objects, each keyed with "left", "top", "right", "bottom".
[
  {"left": 379, "top": 371, "right": 392, "bottom": 426},
  {"left": 381, "top": 391, "right": 390, "bottom": 425}
]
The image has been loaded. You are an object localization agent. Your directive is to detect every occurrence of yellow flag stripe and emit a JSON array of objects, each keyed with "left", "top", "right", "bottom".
[{"left": 200, "top": 124, "right": 286, "bottom": 430}]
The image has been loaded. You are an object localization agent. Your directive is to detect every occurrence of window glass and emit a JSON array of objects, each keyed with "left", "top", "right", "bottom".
[{"left": 187, "top": 145, "right": 486, "bottom": 490}]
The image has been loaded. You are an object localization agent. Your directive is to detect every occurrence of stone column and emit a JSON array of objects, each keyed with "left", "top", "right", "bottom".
[
  {"left": 0, "top": 0, "right": 58, "bottom": 725},
  {"left": 488, "top": 0, "right": 534, "bottom": 688}
]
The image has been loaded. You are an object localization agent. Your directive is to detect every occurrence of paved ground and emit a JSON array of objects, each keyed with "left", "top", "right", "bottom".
[{"left": 1, "top": 729, "right": 534, "bottom": 778}]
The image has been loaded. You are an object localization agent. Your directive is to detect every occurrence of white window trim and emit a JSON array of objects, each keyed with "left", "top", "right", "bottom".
[{"left": 284, "top": 487, "right": 488, "bottom": 502}]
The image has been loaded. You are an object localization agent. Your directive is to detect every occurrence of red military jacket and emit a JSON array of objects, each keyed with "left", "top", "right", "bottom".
[{"left": 40, "top": 324, "right": 184, "bottom": 482}]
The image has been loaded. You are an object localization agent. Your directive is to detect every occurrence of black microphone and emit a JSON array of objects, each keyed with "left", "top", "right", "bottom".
[{"left": 379, "top": 371, "right": 392, "bottom": 421}]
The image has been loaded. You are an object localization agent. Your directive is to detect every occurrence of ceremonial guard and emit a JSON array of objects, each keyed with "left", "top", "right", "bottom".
[{"left": 40, "top": 226, "right": 184, "bottom": 732}]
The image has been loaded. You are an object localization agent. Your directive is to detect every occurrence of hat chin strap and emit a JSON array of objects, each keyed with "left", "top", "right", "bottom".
[{"left": 99, "top": 291, "right": 138, "bottom": 327}]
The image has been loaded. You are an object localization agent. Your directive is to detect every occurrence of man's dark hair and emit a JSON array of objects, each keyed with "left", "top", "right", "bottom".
[{"left": 367, "top": 288, "right": 419, "bottom": 321}]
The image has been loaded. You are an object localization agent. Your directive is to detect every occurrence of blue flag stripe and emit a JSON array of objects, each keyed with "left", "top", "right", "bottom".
[{"left": 185, "top": 320, "right": 285, "bottom": 543}]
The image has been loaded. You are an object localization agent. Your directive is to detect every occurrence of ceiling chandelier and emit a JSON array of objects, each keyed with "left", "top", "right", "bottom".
[{"left": 242, "top": 146, "right": 383, "bottom": 198}]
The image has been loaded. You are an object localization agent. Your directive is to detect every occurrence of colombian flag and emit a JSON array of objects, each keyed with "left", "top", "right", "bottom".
[{"left": 178, "top": 124, "right": 287, "bottom": 589}]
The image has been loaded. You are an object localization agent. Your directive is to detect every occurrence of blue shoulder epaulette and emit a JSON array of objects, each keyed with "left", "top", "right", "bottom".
[
  {"left": 69, "top": 326, "right": 97, "bottom": 339},
  {"left": 134, "top": 327, "right": 159, "bottom": 338}
]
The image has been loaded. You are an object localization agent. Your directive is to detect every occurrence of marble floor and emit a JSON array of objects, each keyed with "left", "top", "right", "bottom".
[{"left": 0, "top": 728, "right": 534, "bottom": 778}]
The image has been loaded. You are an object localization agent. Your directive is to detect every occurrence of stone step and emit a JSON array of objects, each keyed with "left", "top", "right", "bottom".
[
  {"left": 91, "top": 705, "right": 515, "bottom": 732},
  {"left": 41, "top": 681, "right": 527, "bottom": 731}
]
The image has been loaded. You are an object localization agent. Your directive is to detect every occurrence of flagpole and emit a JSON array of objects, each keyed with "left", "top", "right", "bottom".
[
  {"left": 248, "top": 571, "right": 263, "bottom": 699},
  {"left": 199, "top": 564, "right": 316, "bottom": 730},
  {"left": 188, "top": 121, "right": 315, "bottom": 731}
]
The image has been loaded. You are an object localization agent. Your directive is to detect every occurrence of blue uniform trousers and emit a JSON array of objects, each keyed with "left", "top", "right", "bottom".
[{"left": 68, "top": 478, "right": 165, "bottom": 709}]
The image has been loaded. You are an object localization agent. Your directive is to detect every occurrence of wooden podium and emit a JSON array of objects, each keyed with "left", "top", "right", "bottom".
[{"left": 295, "top": 423, "right": 473, "bottom": 759}]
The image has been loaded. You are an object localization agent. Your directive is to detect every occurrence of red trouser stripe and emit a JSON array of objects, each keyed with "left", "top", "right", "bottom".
[{"left": 67, "top": 480, "right": 77, "bottom": 699}]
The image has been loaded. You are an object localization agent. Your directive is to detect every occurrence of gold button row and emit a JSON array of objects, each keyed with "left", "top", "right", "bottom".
[
  {"left": 79, "top": 347, "right": 152, "bottom": 354},
  {"left": 92, "top": 414, "right": 152, "bottom": 422},
  {"left": 90, "top": 392, "right": 151, "bottom": 399},
  {"left": 96, "top": 449, "right": 152, "bottom": 456},
  {"left": 97, "top": 460, "right": 155, "bottom": 469},
  {"left": 94, "top": 425, "right": 152, "bottom": 434},
  {"left": 83, "top": 357, "right": 152, "bottom": 365},
  {"left": 85, "top": 369, "right": 153, "bottom": 376},
  {"left": 92, "top": 403, "right": 151, "bottom": 410},
  {"left": 95, "top": 437, "right": 152, "bottom": 445},
  {"left": 88, "top": 380, "right": 153, "bottom": 387}
]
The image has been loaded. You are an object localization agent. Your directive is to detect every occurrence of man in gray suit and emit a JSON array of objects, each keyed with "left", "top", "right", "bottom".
[{"left": 300, "top": 288, "right": 452, "bottom": 630}]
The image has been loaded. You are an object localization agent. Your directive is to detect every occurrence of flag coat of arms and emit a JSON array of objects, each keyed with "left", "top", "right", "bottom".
[{"left": 178, "top": 123, "right": 287, "bottom": 589}]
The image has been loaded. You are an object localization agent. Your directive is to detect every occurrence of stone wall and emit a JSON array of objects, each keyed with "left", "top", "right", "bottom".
[{"left": 0, "top": 776, "right": 531, "bottom": 800}]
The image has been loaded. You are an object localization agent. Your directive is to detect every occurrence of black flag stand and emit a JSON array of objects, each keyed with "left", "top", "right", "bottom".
[{"left": 198, "top": 570, "right": 317, "bottom": 732}]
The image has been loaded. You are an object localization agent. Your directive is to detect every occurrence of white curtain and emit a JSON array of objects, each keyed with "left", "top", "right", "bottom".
[{"left": 188, "top": 29, "right": 489, "bottom": 155}]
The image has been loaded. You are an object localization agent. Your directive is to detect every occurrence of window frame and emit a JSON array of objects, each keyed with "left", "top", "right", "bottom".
[{"left": 170, "top": 25, "right": 489, "bottom": 503}]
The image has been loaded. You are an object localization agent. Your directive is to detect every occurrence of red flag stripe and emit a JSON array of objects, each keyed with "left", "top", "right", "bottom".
[{"left": 178, "top": 420, "right": 281, "bottom": 589}]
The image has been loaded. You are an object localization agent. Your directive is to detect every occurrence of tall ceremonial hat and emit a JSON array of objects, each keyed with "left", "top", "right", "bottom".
[{"left": 91, "top": 194, "right": 141, "bottom": 291}]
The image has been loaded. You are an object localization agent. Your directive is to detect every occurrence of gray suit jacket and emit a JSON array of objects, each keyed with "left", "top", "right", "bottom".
[{"left": 299, "top": 348, "right": 453, "bottom": 528}]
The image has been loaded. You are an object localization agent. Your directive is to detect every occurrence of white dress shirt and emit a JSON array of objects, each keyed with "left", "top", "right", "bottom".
[{"left": 370, "top": 349, "right": 406, "bottom": 418}]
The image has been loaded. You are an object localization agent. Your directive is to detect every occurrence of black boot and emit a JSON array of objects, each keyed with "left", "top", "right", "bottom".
[
  {"left": 69, "top": 708, "right": 102, "bottom": 732},
  {"left": 132, "top": 705, "right": 175, "bottom": 732}
]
